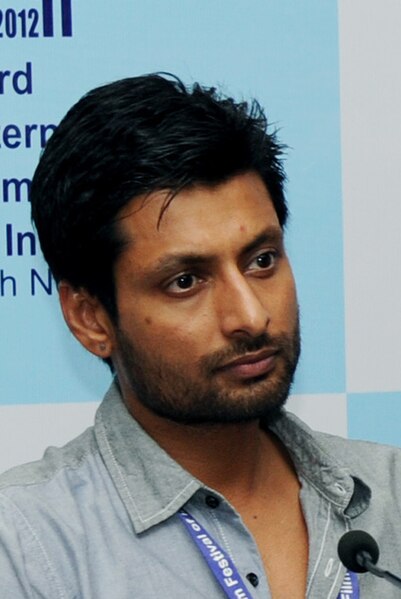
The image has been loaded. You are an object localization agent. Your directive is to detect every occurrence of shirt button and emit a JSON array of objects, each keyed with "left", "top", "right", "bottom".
[
  {"left": 246, "top": 572, "right": 259, "bottom": 587},
  {"left": 205, "top": 495, "right": 220, "bottom": 508}
]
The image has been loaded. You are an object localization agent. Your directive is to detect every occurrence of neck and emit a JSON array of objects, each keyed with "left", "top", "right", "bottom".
[{"left": 124, "top": 393, "right": 292, "bottom": 503}]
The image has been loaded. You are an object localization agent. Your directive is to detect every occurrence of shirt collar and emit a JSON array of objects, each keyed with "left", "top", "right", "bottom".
[
  {"left": 94, "top": 382, "right": 200, "bottom": 534},
  {"left": 270, "top": 411, "right": 371, "bottom": 517},
  {"left": 95, "top": 383, "right": 371, "bottom": 533}
]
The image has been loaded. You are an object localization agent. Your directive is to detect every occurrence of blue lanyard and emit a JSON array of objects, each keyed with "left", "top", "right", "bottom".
[
  {"left": 179, "top": 509, "right": 254, "bottom": 598},
  {"left": 179, "top": 509, "right": 359, "bottom": 598},
  {"left": 338, "top": 569, "right": 360, "bottom": 598}
]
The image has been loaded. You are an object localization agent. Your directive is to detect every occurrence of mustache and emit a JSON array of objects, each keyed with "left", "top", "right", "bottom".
[{"left": 200, "top": 332, "right": 297, "bottom": 374}]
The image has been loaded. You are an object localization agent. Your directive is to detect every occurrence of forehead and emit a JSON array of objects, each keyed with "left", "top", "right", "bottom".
[{"left": 116, "top": 172, "right": 282, "bottom": 266}]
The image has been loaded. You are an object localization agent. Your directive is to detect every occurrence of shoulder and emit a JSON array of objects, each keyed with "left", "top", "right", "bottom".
[
  {"left": 313, "top": 428, "right": 401, "bottom": 486},
  {"left": 285, "top": 409, "right": 401, "bottom": 489},
  {"left": 0, "top": 426, "right": 117, "bottom": 597},
  {"left": 0, "top": 425, "right": 97, "bottom": 490}
]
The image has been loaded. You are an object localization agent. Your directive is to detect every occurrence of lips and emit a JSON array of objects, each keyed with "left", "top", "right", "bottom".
[{"left": 217, "top": 349, "right": 278, "bottom": 380}]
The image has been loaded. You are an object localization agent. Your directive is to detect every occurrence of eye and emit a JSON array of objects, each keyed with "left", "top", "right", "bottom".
[
  {"left": 165, "top": 273, "right": 203, "bottom": 295},
  {"left": 247, "top": 250, "right": 278, "bottom": 273}
]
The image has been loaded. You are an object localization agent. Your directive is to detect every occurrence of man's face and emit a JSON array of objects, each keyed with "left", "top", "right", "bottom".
[{"left": 111, "top": 172, "right": 300, "bottom": 424}]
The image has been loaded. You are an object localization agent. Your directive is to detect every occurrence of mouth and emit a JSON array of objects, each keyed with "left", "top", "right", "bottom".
[{"left": 216, "top": 349, "right": 279, "bottom": 380}]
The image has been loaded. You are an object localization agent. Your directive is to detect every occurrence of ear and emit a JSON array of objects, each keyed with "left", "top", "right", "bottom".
[{"left": 58, "top": 281, "right": 115, "bottom": 359}]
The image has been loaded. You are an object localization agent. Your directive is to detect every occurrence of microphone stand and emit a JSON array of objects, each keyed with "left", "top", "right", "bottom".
[{"left": 357, "top": 550, "right": 401, "bottom": 590}]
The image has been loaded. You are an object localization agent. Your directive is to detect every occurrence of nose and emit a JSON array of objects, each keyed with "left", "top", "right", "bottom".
[{"left": 216, "top": 272, "right": 270, "bottom": 339}]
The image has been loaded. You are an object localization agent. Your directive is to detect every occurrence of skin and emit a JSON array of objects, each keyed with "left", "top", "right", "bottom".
[
  {"left": 59, "top": 171, "right": 307, "bottom": 597},
  {"left": 113, "top": 171, "right": 299, "bottom": 422}
]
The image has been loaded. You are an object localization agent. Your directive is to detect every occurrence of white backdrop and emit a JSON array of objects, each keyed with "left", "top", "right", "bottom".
[{"left": 1, "top": 0, "right": 400, "bottom": 473}]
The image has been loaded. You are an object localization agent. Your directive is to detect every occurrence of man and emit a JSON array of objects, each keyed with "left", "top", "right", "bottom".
[{"left": 0, "top": 74, "right": 400, "bottom": 598}]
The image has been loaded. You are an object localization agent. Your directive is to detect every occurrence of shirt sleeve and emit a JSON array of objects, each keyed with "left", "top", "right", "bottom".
[{"left": 0, "top": 492, "right": 63, "bottom": 599}]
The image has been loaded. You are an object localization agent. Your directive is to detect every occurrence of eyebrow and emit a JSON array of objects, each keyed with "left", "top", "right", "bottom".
[
  {"left": 148, "top": 226, "right": 284, "bottom": 278},
  {"left": 242, "top": 226, "right": 283, "bottom": 256}
]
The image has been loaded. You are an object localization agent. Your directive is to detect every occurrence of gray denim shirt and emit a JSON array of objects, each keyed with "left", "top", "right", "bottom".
[{"left": 1, "top": 382, "right": 401, "bottom": 598}]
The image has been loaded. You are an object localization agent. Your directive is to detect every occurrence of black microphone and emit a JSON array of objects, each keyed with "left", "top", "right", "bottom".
[{"left": 338, "top": 530, "right": 401, "bottom": 589}]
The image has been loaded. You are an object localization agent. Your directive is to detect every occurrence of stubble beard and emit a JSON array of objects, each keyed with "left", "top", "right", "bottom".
[{"left": 116, "top": 317, "right": 301, "bottom": 426}]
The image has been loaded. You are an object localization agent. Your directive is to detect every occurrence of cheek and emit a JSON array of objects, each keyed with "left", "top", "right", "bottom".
[
  {"left": 284, "top": 281, "right": 298, "bottom": 313},
  {"left": 273, "top": 275, "right": 298, "bottom": 323},
  {"left": 137, "top": 312, "right": 193, "bottom": 345},
  {"left": 286, "top": 287, "right": 299, "bottom": 328},
  {"left": 122, "top": 295, "right": 218, "bottom": 360},
  {"left": 149, "top": 316, "right": 212, "bottom": 363}
]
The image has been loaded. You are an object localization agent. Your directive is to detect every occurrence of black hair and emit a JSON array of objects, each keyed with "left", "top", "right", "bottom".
[{"left": 31, "top": 73, "right": 288, "bottom": 324}]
